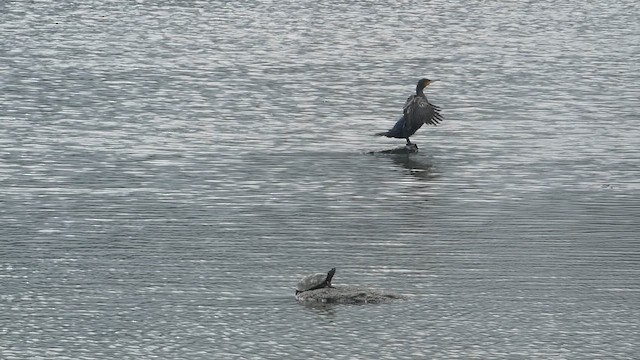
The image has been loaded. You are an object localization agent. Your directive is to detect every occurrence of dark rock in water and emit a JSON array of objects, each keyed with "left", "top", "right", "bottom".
[
  {"left": 368, "top": 144, "right": 419, "bottom": 155},
  {"left": 295, "top": 285, "right": 406, "bottom": 304}
]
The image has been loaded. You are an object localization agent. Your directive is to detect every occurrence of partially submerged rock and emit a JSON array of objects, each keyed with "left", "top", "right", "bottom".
[
  {"left": 368, "top": 144, "right": 419, "bottom": 155},
  {"left": 295, "top": 285, "right": 406, "bottom": 305}
]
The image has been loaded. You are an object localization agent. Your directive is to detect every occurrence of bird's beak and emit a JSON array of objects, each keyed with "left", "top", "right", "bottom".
[{"left": 430, "top": 79, "right": 440, "bottom": 84}]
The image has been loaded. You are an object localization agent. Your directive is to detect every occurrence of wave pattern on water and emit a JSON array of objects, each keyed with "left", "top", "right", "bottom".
[{"left": 1, "top": 0, "right": 639, "bottom": 359}]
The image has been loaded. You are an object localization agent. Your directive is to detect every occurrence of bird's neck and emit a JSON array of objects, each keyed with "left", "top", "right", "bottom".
[{"left": 416, "top": 86, "right": 425, "bottom": 97}]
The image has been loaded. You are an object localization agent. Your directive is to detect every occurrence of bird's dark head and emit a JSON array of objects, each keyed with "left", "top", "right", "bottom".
[{"left": 417, "top": 78, "right": 439, "bottom": 89}]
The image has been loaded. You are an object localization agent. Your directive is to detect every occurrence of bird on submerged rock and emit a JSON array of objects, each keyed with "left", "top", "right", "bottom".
[{"left": 376, "top": 78, "right": 443, "bottom": 150}]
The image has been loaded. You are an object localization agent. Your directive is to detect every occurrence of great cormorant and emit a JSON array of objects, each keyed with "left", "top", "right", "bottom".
[{"left": 376, "top": 78, "right": 443, "bottom": 148}]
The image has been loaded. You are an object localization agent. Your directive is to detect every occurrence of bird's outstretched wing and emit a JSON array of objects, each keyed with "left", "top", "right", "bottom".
[
  {"left": 404, "top": 95, "right": 443, "bottom": 127},
  {"left": 375, "top": 95, "right": 443, "bottom": 139}
]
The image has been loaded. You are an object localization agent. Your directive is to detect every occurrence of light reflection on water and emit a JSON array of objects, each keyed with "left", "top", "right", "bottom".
[{"left": 1, "top": 0, "right": 639, "bottom": 358}]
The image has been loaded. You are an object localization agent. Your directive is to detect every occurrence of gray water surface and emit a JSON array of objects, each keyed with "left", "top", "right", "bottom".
[{"left": 1, "top": 0, "right": 639, "bottom": 359}]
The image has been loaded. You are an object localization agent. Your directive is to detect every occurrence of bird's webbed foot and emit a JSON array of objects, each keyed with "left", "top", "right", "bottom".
[{"left": 404, "top": 143, "right": 418, "bottom": 152}]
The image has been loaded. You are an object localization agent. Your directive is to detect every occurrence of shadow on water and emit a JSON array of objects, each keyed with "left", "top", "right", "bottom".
[
  {"left": 368, "top": 147, "right": 439, "bottom": 181},
  {"left": 391, "top": 154, "right": 438, "bottom": 181},
  {"left": 299, "top": 302, "right": 340, "bottom": 319}
]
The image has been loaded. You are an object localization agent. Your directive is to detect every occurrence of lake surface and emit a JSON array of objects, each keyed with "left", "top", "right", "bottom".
[{"left": 1, "top": 0, "right": 639, "bottom": 358}]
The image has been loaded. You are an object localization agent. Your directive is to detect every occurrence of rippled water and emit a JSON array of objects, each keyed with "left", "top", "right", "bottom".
[{"left": 1, "top": 0, "right": 639, "bottom": 358}]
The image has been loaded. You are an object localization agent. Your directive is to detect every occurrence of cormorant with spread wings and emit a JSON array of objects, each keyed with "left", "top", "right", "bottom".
[{"left": 376, "top": 78, "right": 443, "bottom": 149}]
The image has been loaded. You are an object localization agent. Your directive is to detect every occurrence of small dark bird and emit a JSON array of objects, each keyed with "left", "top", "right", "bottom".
[{"left": 376, "top": 78, "right": 443, "bottom": 148}]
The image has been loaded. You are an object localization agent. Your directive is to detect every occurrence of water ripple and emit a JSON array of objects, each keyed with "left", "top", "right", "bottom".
[{"left": 1, "top": 0, "right": 639, "bottom": 359}]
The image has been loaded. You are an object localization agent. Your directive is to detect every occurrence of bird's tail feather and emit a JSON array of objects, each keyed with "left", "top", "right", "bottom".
[{"left": 374, "top": 131, "right": 389, "bottom": 137}]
